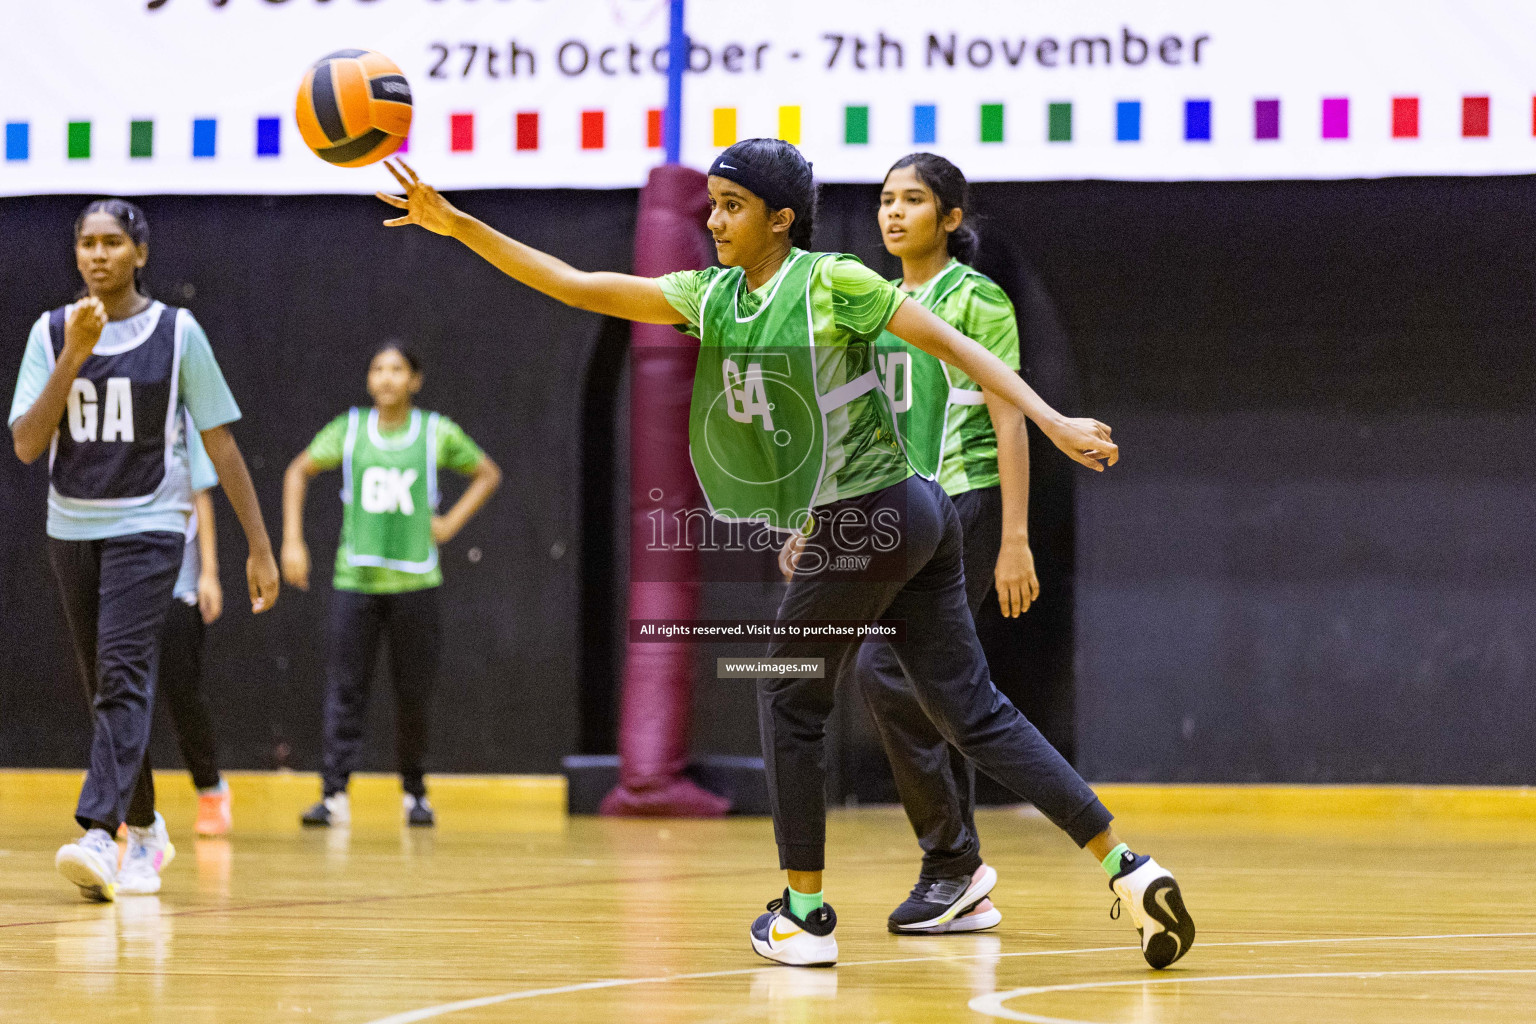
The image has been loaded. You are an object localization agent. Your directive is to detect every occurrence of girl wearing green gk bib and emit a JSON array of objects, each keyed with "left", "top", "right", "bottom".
[
  {"left": 374, "top": 143, "right": 1193, "bottom": 971},
  {"left": 281, "top": 344, "right": 501, "bottom": 828}
]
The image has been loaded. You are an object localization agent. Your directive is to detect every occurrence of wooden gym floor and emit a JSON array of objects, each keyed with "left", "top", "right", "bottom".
[{"left": 3, "top": 771, "right": 1535, "bottom": 1024}]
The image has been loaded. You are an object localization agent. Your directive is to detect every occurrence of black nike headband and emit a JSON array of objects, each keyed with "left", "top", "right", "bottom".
[{"left": 707, "top": 151, "right": 801, "bottom": 215}]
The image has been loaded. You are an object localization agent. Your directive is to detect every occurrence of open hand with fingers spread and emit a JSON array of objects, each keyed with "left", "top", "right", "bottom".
[
  {"left": 1042, "top": 416, "right": 1118, "bottom": 472},
  {"left": 376, "top": 159, "right": 463, "bottom": 236}
]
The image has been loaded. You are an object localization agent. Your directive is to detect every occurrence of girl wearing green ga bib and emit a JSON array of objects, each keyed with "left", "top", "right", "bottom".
[
  {"left": 688, "top": 247, "right": 912, "bottom": 532},
  {"left": 281, "top": 343, "right": 501, "bottom": 827},
  {"left": 376, "top": 142, "right": 1192, "bottom": 972}
]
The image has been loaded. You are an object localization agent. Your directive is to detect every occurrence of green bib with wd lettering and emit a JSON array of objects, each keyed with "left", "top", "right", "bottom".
[{"left": 875, "top": 260, "right": 988, "bottom": 480}]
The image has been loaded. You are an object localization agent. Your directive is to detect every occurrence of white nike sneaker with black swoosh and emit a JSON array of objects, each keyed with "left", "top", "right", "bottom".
[
  {"left": 1109, "top": 852, "right": 1195, "bottom": 969},
  {"left": 750, "top": 889, "right": 838, "bottom": 967}
]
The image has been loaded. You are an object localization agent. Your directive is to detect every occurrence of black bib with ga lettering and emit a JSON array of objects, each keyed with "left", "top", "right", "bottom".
[{"left": 47, "top": 302, "right": 181, "bottom": 503}]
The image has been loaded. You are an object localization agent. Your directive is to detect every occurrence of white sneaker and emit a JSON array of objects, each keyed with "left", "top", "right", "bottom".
[
  {"left": 749, "top": 890, "right": 838, "bottom": 967},
  {"left": 940, "top": 897, "right": 1002, "bottom": 933},
  {"left": 117, "top": 813, "right": 177, "bottom": 896},
  {"left": 56, "top": 829, "right": 118, "bottom": 902},
  {"left": 1109, "top": 852, "right": 1195, "bottom": 969}
]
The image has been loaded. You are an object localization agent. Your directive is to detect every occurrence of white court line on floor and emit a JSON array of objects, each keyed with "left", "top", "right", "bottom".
[
  {"left": 359, "top": 930, "right": 1536, "bottom": 1024},
  {"left": 969, "top": 968, "right": 1536, "bottom": 1023}
]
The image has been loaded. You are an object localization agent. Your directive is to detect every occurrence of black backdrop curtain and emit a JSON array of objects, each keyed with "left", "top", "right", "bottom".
[{"left": 4, "top": 175, "right": 1534, "bottom": 788}]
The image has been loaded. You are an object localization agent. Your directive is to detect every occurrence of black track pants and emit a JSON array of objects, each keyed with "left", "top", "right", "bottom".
[
  {"left": 48, "top": 531, "right": 183, "bottom": 833},
  {"left": 758, "top": 475, "right": 1112, "bottom": 872},
  {"left": 157, "top": 597, "right": 222, "bottom": 791},
  {"left": 322, "top": 587, "right": 442, "bottom": 798}
]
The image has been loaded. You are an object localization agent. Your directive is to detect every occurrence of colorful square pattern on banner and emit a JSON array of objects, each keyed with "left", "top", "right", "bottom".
[{"left": 4, "top": 0, "right": 1536, "bottom": 194}]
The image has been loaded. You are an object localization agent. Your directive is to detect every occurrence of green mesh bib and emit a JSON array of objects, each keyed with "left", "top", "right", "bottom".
[
  {"left": 875, "top": 260, "right": 988, "bottom": 480},
  {"left": 341, "top": 407, "right": 440, "bottom": 574},
  {"left": 688, "top": 252, "right": 885, "bottom": 533}
]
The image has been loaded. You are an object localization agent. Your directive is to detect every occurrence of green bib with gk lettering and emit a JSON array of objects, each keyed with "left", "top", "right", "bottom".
[
  {"left": 341, "top": 407, "right": 440, "bottom": 574},
  {"left": 689, "top": 252, "right": 885, "bottom": 533}
]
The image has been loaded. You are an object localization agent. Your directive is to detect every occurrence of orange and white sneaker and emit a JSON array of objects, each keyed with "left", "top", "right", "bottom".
[
  {"left": 749, "top": 890, "right": 838, "bottom": 967},
  {"left": 195, "top": 784, "right": 232, "bottom": 837},
  {"left": 943, "top": 897, "right": 1002, "bottom": 933}
]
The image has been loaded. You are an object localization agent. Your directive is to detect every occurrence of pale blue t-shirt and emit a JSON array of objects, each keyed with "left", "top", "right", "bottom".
[
  {"left": 173, "top": 420, "right": 219, "bottom": 601},
  {"left": 8, "top": 301, "right": 241, "bottom": 541}
]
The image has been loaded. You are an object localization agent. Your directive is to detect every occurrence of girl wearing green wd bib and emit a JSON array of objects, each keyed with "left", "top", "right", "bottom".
[
  {"left": 850, "top": 153, "right": 1043, "bottom": 935},
  {"left": 375, "top": 143, "right": 1192, "bottom": 971},
  {"left": 281, "top": 343, "right": 501, "bottom": 828}
]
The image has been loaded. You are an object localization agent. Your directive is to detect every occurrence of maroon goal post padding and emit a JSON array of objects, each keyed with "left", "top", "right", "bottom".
[{"left": 600, "top": 164, "right": 731, "bottom": 817}]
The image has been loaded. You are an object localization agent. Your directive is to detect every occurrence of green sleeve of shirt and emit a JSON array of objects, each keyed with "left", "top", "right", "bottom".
[
  {"left": 957, "top": 277, "right": 1020, "bottom": 373},
  {"left": 657, "top": 268, "right": 724, "bottom": 339},
  {"left": 435, "top": 416, "right": 485, "bottom": 474},
  {"left": 306, "top": 413, "right": 351, "bottom": 470},
  {"left": 820, "top": 256, "right": 906, "bottom": 342}
]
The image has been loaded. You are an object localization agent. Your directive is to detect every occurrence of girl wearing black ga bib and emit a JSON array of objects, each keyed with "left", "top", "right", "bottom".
[{"left": 8, "top": 199, "right": 279, "bottom": 903}]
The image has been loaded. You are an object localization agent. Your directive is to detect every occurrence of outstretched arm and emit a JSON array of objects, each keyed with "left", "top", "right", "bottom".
[
  {"left": 885, "top": 300, "right": 1118, "bottom": 472},
  {"left": 377, "top": 160, "right": 685, "bottom": 325}
]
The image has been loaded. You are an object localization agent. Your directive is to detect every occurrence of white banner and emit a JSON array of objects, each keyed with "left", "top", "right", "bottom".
[{"left": 3, "top": 0, "right": 1536, "bottom": 195}]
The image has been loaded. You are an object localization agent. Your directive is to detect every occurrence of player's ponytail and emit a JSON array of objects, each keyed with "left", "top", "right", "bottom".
[
  {"left": 886, "top": 153, "right": 979, "bottom": 265},
  {"left": 74, "top": 198, "right": 151, "bottom": 294},
  {"left": 709, "top": 138, "right": 818, "bottom": 249}
]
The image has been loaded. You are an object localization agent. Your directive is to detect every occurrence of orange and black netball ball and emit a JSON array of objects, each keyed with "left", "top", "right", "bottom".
[{"left": 295, "top": 49, "right": 412, "bottom": 167}]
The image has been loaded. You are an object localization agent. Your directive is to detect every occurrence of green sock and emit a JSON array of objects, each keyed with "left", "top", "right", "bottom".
[
  {"left": 1100, "top": 843, "right": 1132, "bottom": 878},
  {"left": 787, "top": 887, "right": 824, "bottom": 919}
]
